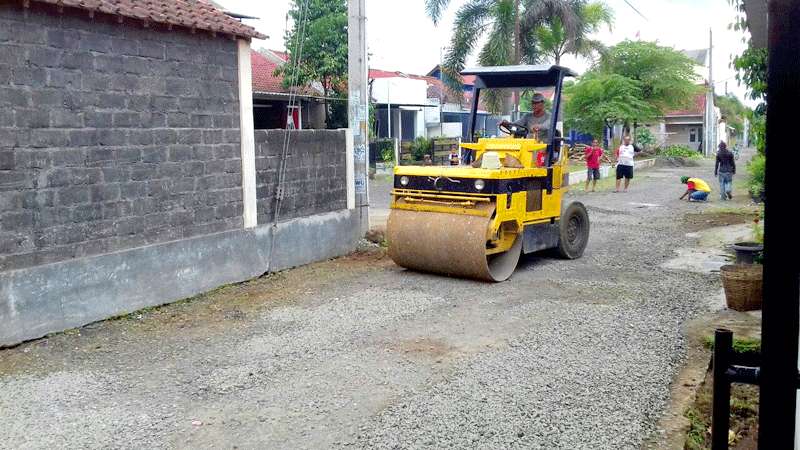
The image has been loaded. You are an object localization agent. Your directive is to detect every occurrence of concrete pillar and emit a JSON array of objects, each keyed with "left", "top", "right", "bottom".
[{"left": 237, "top": 39, "right": 257, "bottom": 228}]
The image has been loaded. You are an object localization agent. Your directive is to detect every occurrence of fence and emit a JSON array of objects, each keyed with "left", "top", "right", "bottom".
[{"left": 397, "top": 137, "right": 461, "bottom": 165}]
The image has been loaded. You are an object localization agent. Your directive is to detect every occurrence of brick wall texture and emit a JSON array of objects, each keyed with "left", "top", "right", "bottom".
[
  {"left": 254, "top": 130, "right": 347, "bottom": 224},
  {"left": 0, "top": 4, "right": 243, "bottom": 272}
]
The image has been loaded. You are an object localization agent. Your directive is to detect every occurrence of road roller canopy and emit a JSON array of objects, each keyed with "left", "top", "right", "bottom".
[{"left": 461, "top": 65, "right": 578, "bottom": 90}]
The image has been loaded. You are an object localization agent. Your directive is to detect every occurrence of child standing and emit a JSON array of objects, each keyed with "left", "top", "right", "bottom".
[{"left": 584, "top": 139, "right": 604, "bottom": 192}]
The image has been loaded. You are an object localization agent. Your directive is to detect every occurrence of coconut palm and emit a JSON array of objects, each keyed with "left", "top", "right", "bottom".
[
  {"left": 425, "top": 0, "right": 583, "bottom": 113},
  {"left": 535, "top": 1, "right": 614, "bottom": 65}
]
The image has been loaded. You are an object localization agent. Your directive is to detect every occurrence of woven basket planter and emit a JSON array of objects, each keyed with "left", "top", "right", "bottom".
[{"left": 720, "top": 264, "right": 763, "bottom": 311}]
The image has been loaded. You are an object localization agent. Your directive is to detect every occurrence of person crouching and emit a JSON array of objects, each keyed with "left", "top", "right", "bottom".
[{"left": 679, "top": 176, "right": 712, "bottom": 202}]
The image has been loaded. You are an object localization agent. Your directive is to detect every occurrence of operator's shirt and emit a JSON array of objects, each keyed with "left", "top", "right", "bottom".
[
  {"left": 513, "top": 111, "right": 551, "bottom": 141},
  {"left": 687, "top": 178, "right": 712, "bottom": 192},
  {"left": 616, "top": 144, "right": 636, "bottom": 166}
]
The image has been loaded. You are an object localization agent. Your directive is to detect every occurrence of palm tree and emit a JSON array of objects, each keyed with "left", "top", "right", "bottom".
[
  {"left": 425, "top": 0, "right": 583, "bottom": 114},
  {"left": 535, "top": 1, "right": 613, "bottom": 65}
]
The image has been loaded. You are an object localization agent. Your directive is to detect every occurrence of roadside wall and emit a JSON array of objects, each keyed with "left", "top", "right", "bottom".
[
  {"left": 255, "top": 129, "right": 347, "bottom": 224},
  {"left": 0, "top": 5, "right": 360, "bottom": 346},
  {"left": 0, "top": 3, "right": 243, "bottom": 272}
]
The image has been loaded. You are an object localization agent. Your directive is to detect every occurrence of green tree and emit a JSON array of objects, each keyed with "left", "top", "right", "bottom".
[
  {"left": 715, "top": 93, "right": 751, "bottom": 137},
  {"left": 278, "top": 0, "right": 348, "bottom": 129},
  {"left": 424, "top": 0, "right": 582, "bottom": 113},
  {"left": 597, "top": 40, "right": 699, "bottom": 114},
  {"left": 535, "top": 1, "right": 613, "bottom": 65},
  {"left": 565, "top": 40, "right": 699, "bottom": 139},
  {"left": 563, "top": 73, "right": 658, "bottom": 138}
]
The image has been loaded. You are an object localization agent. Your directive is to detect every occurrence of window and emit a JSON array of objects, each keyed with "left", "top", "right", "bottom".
[{"left": 689, "top": 128, "right": 697, "bottom": 143}]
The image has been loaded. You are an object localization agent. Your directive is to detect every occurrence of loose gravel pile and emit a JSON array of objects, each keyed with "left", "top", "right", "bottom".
[{"left": 0, "top": 163, "right": 721, "bottom": 449}]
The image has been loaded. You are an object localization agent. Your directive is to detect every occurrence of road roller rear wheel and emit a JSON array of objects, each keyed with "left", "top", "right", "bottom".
[{"left": 556, "top": 201, "right": 590, "bottom": 259}]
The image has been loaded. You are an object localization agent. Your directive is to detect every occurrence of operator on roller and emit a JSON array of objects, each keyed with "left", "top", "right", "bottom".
[{"left": 499, "top": 92, "right": 551, "bottom": 141}]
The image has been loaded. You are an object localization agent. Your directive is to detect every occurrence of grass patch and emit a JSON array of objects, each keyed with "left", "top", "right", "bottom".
[
  {"left": 685, "top": 337, "right": 761, "bottom": 449},
  {"left": 702, "top": 335, "right": 761, "bottom": 355}
]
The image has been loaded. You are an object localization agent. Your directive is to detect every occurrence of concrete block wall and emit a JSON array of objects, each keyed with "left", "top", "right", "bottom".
[
  {"left": 254, "top": 129, "right": 347, "bottom": 224},
  {"left": 0, "top": 4, "right": 242, "bottom": 272},
  {"left": 0, "top": 4, "right": 360, "bottom": 347}
]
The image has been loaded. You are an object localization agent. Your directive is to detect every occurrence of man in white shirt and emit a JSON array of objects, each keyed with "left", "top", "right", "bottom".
[{"left": 614, "top": 135, "right": 639, "bottom": 192}]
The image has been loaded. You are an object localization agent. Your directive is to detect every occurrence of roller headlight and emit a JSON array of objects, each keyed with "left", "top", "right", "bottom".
[
  {"left": 474, "top": 179, "right": 486, "bottom": 191},
  {"left": 400, "top": 176, "right": 410, "bottom": 186}
]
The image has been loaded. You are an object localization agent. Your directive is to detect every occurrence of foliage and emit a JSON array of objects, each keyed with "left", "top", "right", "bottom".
[
  {"left": 278, "top": 0, "right": 348, "bottom": 128},
  {"left": 597, "top": 40, "right": 700, "bottom": 114},
  {"left": 564, "top": 72, "right": 658, "bottom": 137},
  {"left": 660, "top": 145, "right": 701, "bottom": 158},
  {"left": 634, "top": 127, "right": 654, "bottom": 149},
  {"left": 732, "top": 47, "right": 768, "bottom": 103},
  {"left": 535, "top": 1, "right": 613, "bottom": 65},
  {"left": 747, "top": 153, "right": 766, "bottom": 198},
  {"left": 425, "top": 0, "right": 586, "bottom": 112},
  {"left": 715, "top": 93, "right": 751, "bottom": 136},
  {"left": 410, "top": 136, "right": 433, "bottom": 161},
  {"left": 376, "top": 140, "right": 395, "bottom": 163},
  {"left": 565, "top": 41, "right": 699, "bottom": 137},
  {"left": 728, "top": 0, "right": 767, "bottom": 103},
  {"left": 750, "top": 112, "right": 766, "bottom": 155}
]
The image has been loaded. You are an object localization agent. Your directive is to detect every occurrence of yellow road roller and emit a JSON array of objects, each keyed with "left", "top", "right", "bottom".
[{"left": 387, "top": 65, "right": 589, "bottom": 281}]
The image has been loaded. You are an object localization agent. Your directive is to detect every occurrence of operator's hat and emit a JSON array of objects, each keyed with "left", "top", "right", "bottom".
[{"left": 532, "top": 92, "right": 545, "bottom": 103}]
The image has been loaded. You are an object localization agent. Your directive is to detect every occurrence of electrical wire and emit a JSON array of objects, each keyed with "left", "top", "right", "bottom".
[
  {"left": 266, "top": 0, "right": 311, "bottom": 274},
  {"left": 622, "top": 0, "right": 648, "bottom": 21}
]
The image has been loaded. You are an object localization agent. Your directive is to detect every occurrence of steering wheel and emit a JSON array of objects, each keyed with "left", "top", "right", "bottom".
[{"left": 499, "top": 122, "right": 529, "bottom": 138}]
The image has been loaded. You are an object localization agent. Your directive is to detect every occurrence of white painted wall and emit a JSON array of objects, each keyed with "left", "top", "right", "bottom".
[
  {"left": 427, "top": 122, "right": 462, "bottom": 138},
  {"left": 371, "top": 77, "right": 428, "bottom": 106}
]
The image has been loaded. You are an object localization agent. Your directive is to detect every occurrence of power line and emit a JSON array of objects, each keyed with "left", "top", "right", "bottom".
[{"left": 622, "top": 0, "right": 648, "bottom": 21}]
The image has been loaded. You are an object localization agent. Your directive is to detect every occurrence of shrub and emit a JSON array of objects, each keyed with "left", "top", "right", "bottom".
[
  {"left": 660, "top": 144, "right": 702, "bottom": 158},
  {"left": 747, "top": 153, "right": 765, "bottom": 187},
  {"left": 380, "top": 145, "right": 394, "bottom": 163},
  {"left": 410, "top": 136, "right": 433, "bottom": 161},
  {"left": 635, "top": 127, "right": 655, "bottom": 149}
]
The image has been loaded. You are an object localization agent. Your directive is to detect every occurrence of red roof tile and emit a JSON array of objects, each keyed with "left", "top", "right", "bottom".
[
  {"left": 251, "top": 49, "right": 319, "bottom": 96},
  {"left": 31, "top": 0, "right": 265, "bottom": 39},
  {"left": 665, "top": 93, "right": 706, "bottom": 116}
]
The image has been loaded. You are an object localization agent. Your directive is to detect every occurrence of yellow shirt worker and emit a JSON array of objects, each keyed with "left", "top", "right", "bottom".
[{"left": 679, "top": 176, "right": 712, "bottom": 202}]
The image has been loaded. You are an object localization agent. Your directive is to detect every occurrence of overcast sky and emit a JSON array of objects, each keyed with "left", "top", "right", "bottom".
[{"left": 216, "top": 0, "right": 753, "bottom": 106}]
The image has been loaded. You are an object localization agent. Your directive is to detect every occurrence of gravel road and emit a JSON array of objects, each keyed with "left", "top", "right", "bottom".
[{"left": 1, "top": 159, "right": 726, "bottom": 449}]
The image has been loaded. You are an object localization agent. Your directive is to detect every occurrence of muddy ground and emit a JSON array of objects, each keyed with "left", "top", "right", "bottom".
[{"left": 1, "top": 156, "right": 760, "bottom": 449}]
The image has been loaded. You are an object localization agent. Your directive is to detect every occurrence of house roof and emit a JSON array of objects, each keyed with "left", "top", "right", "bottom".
[
  {"left": 682, "top": 49, "right": 709, "bottom": 66},
  {"left": 665, "top": 93, "right": 706, "bottom": 117},
  {"left": 426, "top": 64, "right": 477, "bottom": 85},
  {"left": 30, "top": 0, "right": 265, "bottom": 39},
  {"left": 251, "top": 49, "right": 320, "bottom": 97}
]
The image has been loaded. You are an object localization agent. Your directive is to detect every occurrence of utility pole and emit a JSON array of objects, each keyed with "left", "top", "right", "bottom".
[
  {"left": 705, "top": 29, "right": 714, "bottom": 157},
  {"left": 348, "top": 0, "right": 369, "bottom": 234}
]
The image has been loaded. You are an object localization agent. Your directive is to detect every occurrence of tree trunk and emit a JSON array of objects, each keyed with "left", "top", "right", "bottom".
[{"left": 323, "top": 81, "right": 330, "bottom": 129}]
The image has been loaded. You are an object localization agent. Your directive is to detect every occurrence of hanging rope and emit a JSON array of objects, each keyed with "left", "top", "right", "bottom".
[{"left": 265, "top": 0, "right": 311, "bottom": 273}]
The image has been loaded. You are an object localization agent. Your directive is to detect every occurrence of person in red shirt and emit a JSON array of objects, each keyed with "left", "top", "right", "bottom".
[{"left": 584, "top": 139, "right": 604, "bottom": 192}]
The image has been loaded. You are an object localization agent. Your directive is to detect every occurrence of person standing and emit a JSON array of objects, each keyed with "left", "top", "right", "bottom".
[
  {"left": 715, "top": 141, "right": 736, "bottom": 200},
  {"left": 614, "top": 135, "right": 639, "bottom": 192},
  {"left": 584, "top": 139, "right": 604, "bottom": 192}
]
